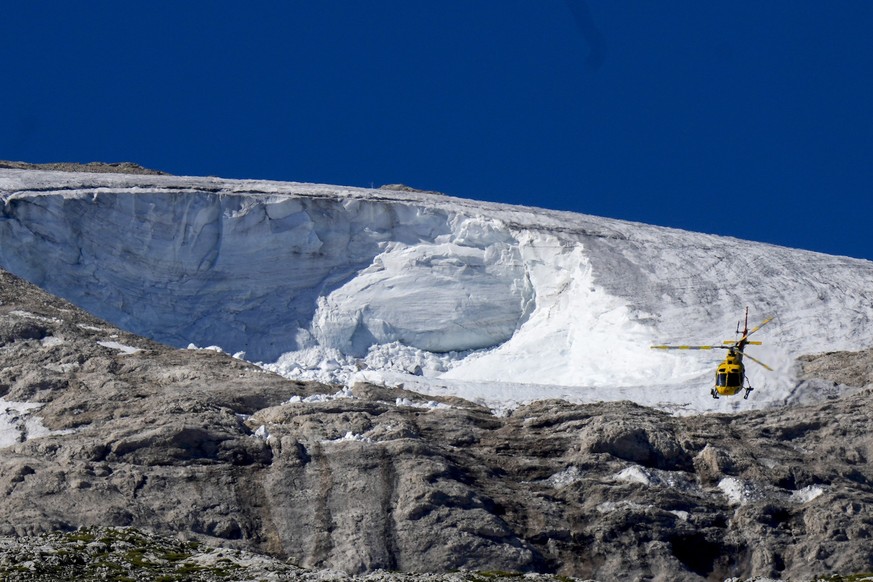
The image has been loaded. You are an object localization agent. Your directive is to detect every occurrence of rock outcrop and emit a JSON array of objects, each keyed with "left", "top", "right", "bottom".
[
  {"left": 1, "top": 268, "right": 872, "bottom": 581},
  {"left": 0, "top": 160, "right": 168, "bottom": 175},
  {"left": 0, "top": 526, "right": 584, "bottom": 581}
]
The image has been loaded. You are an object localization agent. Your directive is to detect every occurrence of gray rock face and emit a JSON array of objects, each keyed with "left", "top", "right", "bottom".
[
  {"left": 0, "top": 160, "right": 168, "bottom": 175},
  {"left": 798, "top": 347, "right": 873, "bottom": 390},
  {"left": 1, "top": 268, "right": 873, "bottom": 581}
]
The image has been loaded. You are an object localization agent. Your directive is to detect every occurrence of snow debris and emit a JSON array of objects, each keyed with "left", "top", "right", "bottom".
[
  {"left": 0, "top": 398, "right": 72, "bottom": 448},
  {"left": 669, "top": 510, "right": 690, "bottom": 521},
  {"left": 615, "top": 466, "right": 654, "bottom": 485},
  {"left": 394, "top": 397, "right": 451, "bottom": 410},
  {"left": 77, "top": 323, "right": 107, "bottom": 332},
  {"left": 718, "top": 476, "right": 827, "bottom": 506},
  {"left": 287, "top": 386, "right": 356, "bottom": 404},
  {"left": 265, "top": 342, "right": 462, "bottom": 388},
  {"left": 97, "top": 341, "right": 142, "bottom": 355},
  {"left": 323, "top": 431, "right": 372, "bottom": 444},
  {"left": 717, "top": 477, "right": 756, "bottom": 506},
  {"left": 612, "top": 465, "right": 698, "bottom": 490},
  {"left": 186, "top": 343, "right": 226, "bottom": 353},
  {"left": 253, "top": 425, "right": 270, "bottom": 440},
  {"left": 717, "top": 477, "right": 786, "bottom": 506},
  {"left": 40, "top": 336, "right": 63, "bottom": 348},
  {"left": 9, "top": 310, "right": 60, "bottom": 324},
  {"left": 545, "top": 466, "right": 583, "bottom": 488},
  {"left": 790, "top": 484, "right": 826, "bottom": 504}
]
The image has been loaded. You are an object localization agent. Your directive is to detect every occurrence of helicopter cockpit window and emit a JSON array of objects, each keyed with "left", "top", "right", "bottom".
[{"left": 716, "top": 372, "right": 742, "bottom": 387}]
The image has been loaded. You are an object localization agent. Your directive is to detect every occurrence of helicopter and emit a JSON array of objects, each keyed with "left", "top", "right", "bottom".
[{"left": 651, "top": 307, "right": 774, "bottom": 399}]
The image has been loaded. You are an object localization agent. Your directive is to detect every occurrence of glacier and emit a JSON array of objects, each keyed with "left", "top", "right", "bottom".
[{"left": 2, "top": 168, "right": 873, "bottom": 413}]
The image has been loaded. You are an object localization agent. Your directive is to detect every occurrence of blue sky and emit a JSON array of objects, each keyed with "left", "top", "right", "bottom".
[{"left": 3, "top": 2, "right": 872, "bottom": 259}]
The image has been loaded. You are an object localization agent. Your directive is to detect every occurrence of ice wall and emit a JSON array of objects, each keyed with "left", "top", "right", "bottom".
[{"left": 0, "top": 173, "right": 532, "bottom": 362}]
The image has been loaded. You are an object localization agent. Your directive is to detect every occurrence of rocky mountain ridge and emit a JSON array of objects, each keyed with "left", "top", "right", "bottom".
[
  {"left": 2, "top": 267, "right": 872, "bottom": 581},
  {"left": 0, "top": 160, "right": 168, "bottom": 175}
]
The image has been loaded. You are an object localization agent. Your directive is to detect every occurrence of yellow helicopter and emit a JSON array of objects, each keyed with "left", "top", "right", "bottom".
[{"left": 651, "top": 307, "right": 774, "bottom": 399}]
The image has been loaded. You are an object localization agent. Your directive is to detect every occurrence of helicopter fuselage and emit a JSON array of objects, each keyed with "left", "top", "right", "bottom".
[{"left": 715, "top": 349, "right": 745, "bottom": 396}]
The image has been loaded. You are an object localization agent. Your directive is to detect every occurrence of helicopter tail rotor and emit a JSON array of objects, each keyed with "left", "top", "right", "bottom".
[{"left": 739, "top": 316, "right": 775, "bottom": 343}]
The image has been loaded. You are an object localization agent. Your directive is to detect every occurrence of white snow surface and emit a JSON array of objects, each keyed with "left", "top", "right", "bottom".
[
  {"left": 718, "top": 476, "right": 827, "bottom": 507},
  {"left": 790, "top": 484, "right": 826, "bottom": 504},
  {"left": 3, "top": 169, "right": 873, "bottom": 414},
  {"left": 97, "top": 340, "right": 142, "bottom": 355},
  {"left": 0, "top": 397, "right": 69, "bottom": 448}
]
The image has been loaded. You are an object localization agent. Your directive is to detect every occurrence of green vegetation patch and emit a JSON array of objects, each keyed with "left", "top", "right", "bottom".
[
  {"left": 0, "top": 526, "right": 269, "bottom": 581},
  {"left": 467, "top": 572, "right": 525, "bottom": 581}
]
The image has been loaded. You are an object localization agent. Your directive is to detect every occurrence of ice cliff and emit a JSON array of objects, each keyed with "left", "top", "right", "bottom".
[{"left": 2, "top": 169, "right": 873, "bottom": 412}]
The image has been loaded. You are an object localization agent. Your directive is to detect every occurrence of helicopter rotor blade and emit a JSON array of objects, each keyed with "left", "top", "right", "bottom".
[
  {"left": 651, "top": 345, "right": 726, "bottom": 351},
  {"left": 739, "top": 350, "right": 773, "bottom": 371}
]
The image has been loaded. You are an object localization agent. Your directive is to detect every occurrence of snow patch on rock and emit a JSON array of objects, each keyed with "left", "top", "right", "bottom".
[
  {"left": 718, "top": 477, "right": 762, "bottom": 506},
  {"left": 0, "top": 398, "right": 72, "bottom": 447},
  {"left": 287, "top": 386, "right": 356, "bottom": 404},
  {"left": 545, "top": 466, "right": 583, "bottom": 488},
  {"left": 789, "top": 484, "right": 826, "bottom": 504},
  {"left": 718, "top": 476, "right": 827, "bottom": 507},
  {"left": 324, "top": 431, "right": 372, "bottom": 444},
  {"left": 97, "top": 340, "right": 142, "bottom": 355},
  {"left": 613, "top": 465, "right": 698, "bottom": 490}
]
